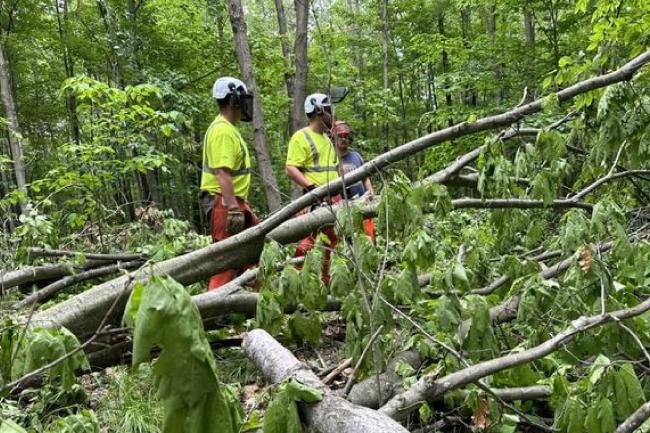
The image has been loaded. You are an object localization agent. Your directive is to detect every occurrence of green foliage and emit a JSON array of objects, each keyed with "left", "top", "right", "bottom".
[
  {"left": 263, "top": 379, "right": 322, "bottom": 433},
  {"left": 9, "top": 327, "right": 89, "bottom": 391},
  {"left": 44, "top": 410, "right": 99, "bottom": 433},
  {"left": 123, "top": 276, "right": 242, "bottom": 433}
]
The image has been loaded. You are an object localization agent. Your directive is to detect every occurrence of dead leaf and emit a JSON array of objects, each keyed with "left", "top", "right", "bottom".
[
  {"left": 579, "top": 244, "right": 592, "bottom": 273},
  {"left": 471, "top": 399, "right": 491, "bottom": 430}
]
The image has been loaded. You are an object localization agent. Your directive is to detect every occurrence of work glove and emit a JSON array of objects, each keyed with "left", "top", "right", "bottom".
[{"left": 226, "top": 210, "right": 245, "bottom": 235}]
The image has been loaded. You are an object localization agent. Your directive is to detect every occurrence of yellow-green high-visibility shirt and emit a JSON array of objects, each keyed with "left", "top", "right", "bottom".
[
  {"left": 200, "top": 115, "right": 252, "bottom": 199},
  {"left": 285, "top": 127, "right": 339, "bottom": 187}
]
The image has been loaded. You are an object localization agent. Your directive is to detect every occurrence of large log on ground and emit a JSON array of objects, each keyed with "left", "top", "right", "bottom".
[
  {"left": 30, "top": 52, "right": 650, "bottom": 337},
  {"left": 242, "top": 329, "right": 409, "bottom": 433}
]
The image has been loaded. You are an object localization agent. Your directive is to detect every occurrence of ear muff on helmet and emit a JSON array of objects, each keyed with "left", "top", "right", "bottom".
[
  {"left": 310, "top": 97, "right": 331, "bottom": 115},
  {"left": 227, "top": 83, "right": 254, "bottom": 122}
]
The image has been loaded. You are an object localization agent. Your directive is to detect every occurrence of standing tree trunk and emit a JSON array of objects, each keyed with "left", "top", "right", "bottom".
[
  {"left": 274, "top": 0, "right": 294, "bottom": 100},
  {"left": 0, "top": 36, "right": 26, "bottom": 212},
  {"left": 54, "top": 0, "right": 81, "bottom": 145},
  {"left": 292, "top": 0, "right": 309, "bottom": 135},
  {"left": 273, "top": 0, "right": 295, "bottom": 141},
  {"left": 437, "top": 14, "right": 453, "bottom": 126},
  {"left": 524, "top": 5, "right": 536, "bottom": 94},
  {"left": 381, "top": 0, "right": 389, "bottom": 151},
  {"left": 228, "top": 0, "right": 283, "bottom": 212}
]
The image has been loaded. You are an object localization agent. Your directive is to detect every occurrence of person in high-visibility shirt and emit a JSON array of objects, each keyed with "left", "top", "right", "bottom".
[
  {"left": 330, "top": 120, "right": 376, "bottom": 242},
  {"left": 285, "top": 93, "right": 340, "bottom": 280},
  {"left": 200, "top": 76, "right": 258, "bottom": 291}
]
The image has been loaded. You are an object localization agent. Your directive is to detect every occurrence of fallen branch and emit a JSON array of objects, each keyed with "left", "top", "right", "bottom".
[
  {"left": 32, "top": 51, "right": 650, "bottom": 338},
  {"left": 569, "top": 170, "right": 650, "bottom": 201},
  {"left": 243, "top": 329, "right": 409, "bottom": 433},
  {"left": 379, "top": 292, "right": 650, "bottom": 420},
  {"left": 614, "top": 401, "right": 650, "bottom": 433},
  {"left": 343, "top": 325, "right": 385, "bottom": 396},
  {"left": 1, "top": 261, "right": 105, "bottom": 292},
  {"left": 322, "top": 357, "right": 353, "bottom": 385},
  {"left": 27, "top": 248, "right": 146, "bottom": 262},
  {"left": 14, "top": 260, "right": 144, "bottom": 309}
]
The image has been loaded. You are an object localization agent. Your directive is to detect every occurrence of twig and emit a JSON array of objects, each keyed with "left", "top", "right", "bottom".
[
  {"left": 322, "top": 357, "right": 353, "bottom": 385},
  {"left": 342, "top": 325, "right": 384, "bottom": 397}
]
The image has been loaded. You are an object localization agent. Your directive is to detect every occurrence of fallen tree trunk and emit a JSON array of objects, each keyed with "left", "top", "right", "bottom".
[
  {"left": 82, "top": 292, "right": 340, "bottom": 368},
  {"left": 379, "top": 294, "right": 650, "bottom": 420},
  {"left": 27, "top": 248, "right": 146, "bottom": 262},
  {"left": 31, "top": 52, "right": 650, "bottom": 337},
  {"left": 1, "top": 261, "right": 107, "bottom": 292},
  {"left": 14, "top": 260, "right": 144, "bottom": 309},
  {"left": 243, "top": 329, "right": 409, "bottom": 433}
]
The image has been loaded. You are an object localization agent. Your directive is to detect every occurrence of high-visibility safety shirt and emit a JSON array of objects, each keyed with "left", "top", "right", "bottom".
[
  {"left": 200, "top": 115, "right": 252, "bottom": 199},
  {"left": 286, "top": 127, "right": 339, "bottom": 187}
]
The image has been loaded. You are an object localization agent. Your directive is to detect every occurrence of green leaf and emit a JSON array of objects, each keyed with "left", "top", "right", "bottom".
[
  {"left": 287, "top": 312, "right": 321, "bottom": 345},
  {"left": 0, "top": 419, "right": 28, "bottom": 433},
  {"left": 284, "top": 379, "right": 324, "bottom": 403},
  {"left": 123, "top": 276, "right": 242, "bottom": 433}
]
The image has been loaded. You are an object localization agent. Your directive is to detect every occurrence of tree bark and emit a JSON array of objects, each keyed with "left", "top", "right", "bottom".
[
  {"left": 1, "top": 261, "right": 108, "bottom": 292},
  {"left": 614, "top": 401, "right": 650, "bottom": 433},
  {"left": 243, "top": 329, "right": 409, "bottom": 433},
  {"left": 273, "top": 0, "right": 294, "bottom": 101},
  {"left": 291, "top": 0, "right": 309, "bottom": 134},
  {"left": 0, "top": 35, "right": 26, "bottom": 212},
  {"left": 228, "top": 0, "right": 282, "bottom": 212},
  {"left": 381, "top": 0, "right": 389, "bottom": 149},
  {"left": 15, "top": 260, "right": 144, "bottom": 308},
  {"left": 379, "top": 294, "right": 650, "bottom": 420},
  {"left": 31, "top": 51, "right": 650, "bottom": 337}
]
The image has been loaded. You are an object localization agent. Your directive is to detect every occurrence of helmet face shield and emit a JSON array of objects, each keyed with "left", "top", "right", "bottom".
[{"left": 239, "top": 93, "right": 254, "bottom": 122}]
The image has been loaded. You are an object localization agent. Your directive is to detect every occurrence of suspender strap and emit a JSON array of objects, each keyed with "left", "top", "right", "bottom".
[
  {"left": 299, "top": 128, "right": 337, "bottom": 173},
  {"left": 202, "top": 120, "right": 251, "bottom": 177}
]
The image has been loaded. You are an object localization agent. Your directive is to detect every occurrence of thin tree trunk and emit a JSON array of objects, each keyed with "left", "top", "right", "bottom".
[
  {"left": 0, "top": 36, "right": 26, "bottom": 212},
  {"left": 228, "top": 0, "right": 282, "bottom": 212},
  {"left": 273, "top": 0, "right": 294, "bottom": 101},
  {"left": 381, "top": 0, "right": 389, "bottom": 151},
  {"left": 524, "top": 6, "right": 536, "bottom": 95},
  {"left": 437, "top": 15, "right": 452, "bottom": 126},
  {"left": 292, "top": 0, "right": 309, "bottom": 134}
]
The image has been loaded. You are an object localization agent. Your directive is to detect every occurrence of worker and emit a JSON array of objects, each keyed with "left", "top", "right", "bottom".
[
  {"left": 285, "top": 93, "right": 340, "bottom": 280},
  {"left": 330, "top": 120, "right": 376, "bottom": 242},
  {"left": 199, "top": 76, "right": 258, "bottom": 291}
]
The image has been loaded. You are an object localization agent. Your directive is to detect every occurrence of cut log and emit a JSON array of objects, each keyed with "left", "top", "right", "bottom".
[
  {"left": 242, "top": 329, "right": 409, "bottom": 433},
  {"left": 31, "top": 52, "right": 650, "bottom": 337}
]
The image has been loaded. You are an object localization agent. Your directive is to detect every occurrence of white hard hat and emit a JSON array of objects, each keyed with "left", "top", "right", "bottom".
[
  {"left": 304, "top": 93, "right": 331, "bottom": 114},
  {"left": 212, "top": 77, "right": 248, "bottom": 100}
]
